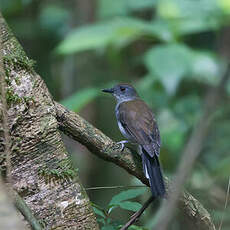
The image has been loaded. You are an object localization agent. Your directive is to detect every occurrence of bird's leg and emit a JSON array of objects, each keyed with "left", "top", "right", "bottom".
[{"left": 116, "top": 140, "right": 129, "bottom": 151}]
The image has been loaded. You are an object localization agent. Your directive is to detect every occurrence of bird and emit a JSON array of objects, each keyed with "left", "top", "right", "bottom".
[{"left": 102, "top": 83, "right": 165, "bottom": 197}]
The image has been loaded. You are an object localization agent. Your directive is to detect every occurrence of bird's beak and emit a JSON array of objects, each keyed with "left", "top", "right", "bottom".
[{"left": 102, "top": 88, "right": 114, "bottom": 93}]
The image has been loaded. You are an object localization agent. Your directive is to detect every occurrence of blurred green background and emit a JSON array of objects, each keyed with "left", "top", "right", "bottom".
[{"left": 1, "top": 0, "right": 230, "bottom": 229}]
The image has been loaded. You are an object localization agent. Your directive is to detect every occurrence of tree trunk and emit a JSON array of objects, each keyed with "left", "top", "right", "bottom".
[{"left": 0, "top": 12, "right": 99, "bottom": 230}]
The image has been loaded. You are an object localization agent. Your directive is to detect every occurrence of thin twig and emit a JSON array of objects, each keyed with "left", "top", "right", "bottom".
[
  {"left": 218, "top": 176, "right": 230, "bottom": 230},
  {"left": 153, "top": 63, "right": 230, "bottom": 230},
  {"left": 85, "top": 185, "right": 146, "bottom": 191},
  {"left": 120, "top": 196, "right": 155, "bottom": 230}
]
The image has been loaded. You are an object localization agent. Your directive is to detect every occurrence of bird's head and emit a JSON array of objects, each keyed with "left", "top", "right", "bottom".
[{"left": 102, "top": 84, "right": 139, "bottom": 102}]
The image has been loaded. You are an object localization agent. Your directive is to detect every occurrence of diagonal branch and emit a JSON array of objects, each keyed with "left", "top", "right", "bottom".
[{"left": 55, "top": 101, "right": 216, "bottom": 230}]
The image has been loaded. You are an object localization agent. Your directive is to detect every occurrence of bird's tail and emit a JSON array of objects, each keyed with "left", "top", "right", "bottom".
[{"left": 141, "top": 148, "right": 165, "bottom": 197}]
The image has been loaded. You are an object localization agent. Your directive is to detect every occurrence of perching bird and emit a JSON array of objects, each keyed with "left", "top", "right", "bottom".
[{"left": 102, "top": 83, "right": 165, "bottom": 197}]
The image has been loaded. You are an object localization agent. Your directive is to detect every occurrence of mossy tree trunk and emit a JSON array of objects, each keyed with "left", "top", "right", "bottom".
[{"left": 0, "top": 12, "right": 99, "bottom": 230}]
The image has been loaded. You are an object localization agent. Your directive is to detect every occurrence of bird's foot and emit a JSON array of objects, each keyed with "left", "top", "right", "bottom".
[{"left": 116, "top": 140, "right": 129, "bottom": 151}]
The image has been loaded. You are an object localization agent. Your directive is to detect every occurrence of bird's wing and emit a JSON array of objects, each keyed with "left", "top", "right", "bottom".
[{"left": 117, "top": 99, "right": 161, "bottom": 157}]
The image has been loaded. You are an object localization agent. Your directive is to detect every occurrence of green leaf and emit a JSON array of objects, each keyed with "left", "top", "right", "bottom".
[
  {"left": 144, "top": 44, "right": 192, "bottom": 94},
  {"left": 119, "top": 201, "right": 142, "bottom": 212},
  {"left": 56, "top": 23, "right": 112, "bottom": 54},
  {"left": 56, "top": 17, "right": 163, "bottom": 55},
  {"left": 145, "top": 44, "right": 220, "bottom": 94},
  {"left": 109, "top": 188, "right": 145, "bottom": 206},
  {"left": 92, "top": 207, "right": 106, "bottom": 218},
  {"left": 60, "top": 88, "right": 99, "bottom": 112},
  {"left": 155, "top": 0, "right": 224, "bottom": 36}
]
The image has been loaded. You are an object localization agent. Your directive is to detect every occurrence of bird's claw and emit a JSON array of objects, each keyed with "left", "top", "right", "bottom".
[{"left": 116, "top": 140, "right": 129, "bottom": 151}]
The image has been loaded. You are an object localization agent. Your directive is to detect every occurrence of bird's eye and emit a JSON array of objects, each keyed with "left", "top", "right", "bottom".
[{"left": 120, "top": 87, "right": 126, "bottom": 92}]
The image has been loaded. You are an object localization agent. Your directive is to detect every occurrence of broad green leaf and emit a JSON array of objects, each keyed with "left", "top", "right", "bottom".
[
  {"left": 118, "top": 201, "right": 142, "bottom": 212},
  {"left": 56, "top": 17, "right": 164, "bottom": 55},
  {"left": 145, "top": 44, "right": 192, "bottom": 94},
  {"left": 56, "top": 23, "right": 112, "bottom": 54},
  {"left": 109, "top": 188, "right": 145, "bottom": 206},
  {"left": 155, "top": 0, "right": 223, "bottom": 37},
  {"left": 145, "top": 44, "right": 220, "bottom": 94},
  {"left": 60, "top": 88, "right": 99, "bottom": 112},
  {"left": 92, "top": 207, "right": 106, "bottom": 218}
]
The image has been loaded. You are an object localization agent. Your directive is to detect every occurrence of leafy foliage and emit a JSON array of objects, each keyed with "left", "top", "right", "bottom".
[
  {"left": 109, "top": 188, "right": 145, "bottom": 206},
  {"left": 56, "top": 17, "right": 165, "bottom": 55},
  {"left": 92, "top": 188, "right": 146, "bottom": 229}
]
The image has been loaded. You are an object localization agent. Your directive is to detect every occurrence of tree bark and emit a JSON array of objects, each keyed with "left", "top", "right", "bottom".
[{"left": 0, "top": 12, "right": 99, "bottom": 230}]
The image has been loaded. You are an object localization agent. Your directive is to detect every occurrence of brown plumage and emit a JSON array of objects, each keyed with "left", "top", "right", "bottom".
[{"left": 116, "top": 99, "right": 161, "bottom": 156}]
